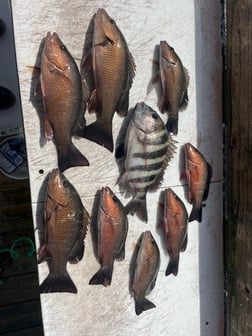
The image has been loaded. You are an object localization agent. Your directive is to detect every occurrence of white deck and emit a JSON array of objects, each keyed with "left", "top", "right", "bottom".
[{"left": 12, "top": 0, "right": 223, "bottom": 335}]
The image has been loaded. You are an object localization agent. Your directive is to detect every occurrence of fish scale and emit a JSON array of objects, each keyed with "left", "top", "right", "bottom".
[
  {"left": 118, "top": 102, "right": 176, "bottom": 222},
  {"left": 132, "top": 231, "right": 160, "bottom": 315},
  {"left": 163, "top": 188, "right": 188, "bottom": 277},
  {"left": 89, "top": 186, "right": 128, "bottom": 287},
  {"left": 77, "top": 8, "right": 135, "bottom": 152},
  {"left": 95, "top": 46, "right": 124, "bottom": 117},
  {"left": 38, "top": 169, "right": 90, "bottom": 294},
  {"left": 40, "top": 32, "right": 89, "bottom": 171}
]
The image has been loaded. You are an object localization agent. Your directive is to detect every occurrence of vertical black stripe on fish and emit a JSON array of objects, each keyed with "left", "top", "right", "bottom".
[
  {"left": 128, "top": 161, "right": 164, "bottom": 172},
  {"left": 133, "top": 146, "right": 168, "bottom": 160},
  {"left": 128, "top": 174, "right": 159, "bottom": 185}
]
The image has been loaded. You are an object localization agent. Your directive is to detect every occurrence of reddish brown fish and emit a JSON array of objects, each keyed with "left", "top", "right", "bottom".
[
  {"left": 132, "top": 231, "right": 160, "bottom": 316},
  {"left": 159, "top": 40, "right": 189, "bottom": 135},
  {"left": 89, "top": 186, "right": 128, "bottom": 287},
  {"left": 163, "top": 188, "right": 188, "bottom": 276},
  {"left": 38, "top": 169, "right": 90, "bottom": 293},
  {"left": 184, "top": 143, "right": 212, "bottom": 222},
  {"left": 78, "top": 8, "right": 136, "bottom": 152},
  {"left": 41, "top": 32, "right": 89, "bottom": 171}
]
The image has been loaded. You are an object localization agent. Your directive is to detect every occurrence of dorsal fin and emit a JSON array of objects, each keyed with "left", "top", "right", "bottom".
[
  {"left": 116, "top": 52, "right": 136, "bottom": 117},
  {"left": 149, "top": 135, "right": 177, "bottom": 191}
]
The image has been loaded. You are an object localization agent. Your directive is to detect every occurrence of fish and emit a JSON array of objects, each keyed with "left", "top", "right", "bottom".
[
  {"left": 38, "top": 168, "right": 90, "bottom": 293},
  {"left": 163, "top": 188, "right": 188, "bottom": 276},
  {"left": 116, "top": 102, "right": 176, "bottom": 222},
  {"left": 184, "top": 143, "right": 212, "bottom": 222},
  {"left": 40, "top": 32, "right": 89, "bottom": 171},
  {"left": 159, "top": 40, "right": 189, "bottom": 135},
  {"left": 77, "top": 8, "right": 136, "bottom": 152},
  {"left": 131, "top": 231, "right": 160, "bottom": 316},
  {"left": 89, "top": 186, "right": 128, "bottom": 287}
]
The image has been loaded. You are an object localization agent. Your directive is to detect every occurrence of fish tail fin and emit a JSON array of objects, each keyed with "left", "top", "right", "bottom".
[
  {"left": 58, "top": 143, "right": 89, "bottom": 172},
  {"left": 189, "top": 205, "right": 202, "bottom": 223},
  {"left": 125, "top": 197, "right": 148, "bottom": 222},
  {"left": 89, "top": 267, "right": 113, "bottom": 287},
  {"left": 135, "top": 297, "right": 156, "bottom": 316},
  {"left": 39, "top": 272, "right": 77, "bottom": 294},
  {"left": 77, "top": 121, "right": 113, "bottom": 152},
  {"left": 166, "top": 115, "right": 178, "bottom": 135},
  {"left": 166, "top": 255, "right": 180, "bottom": 276}
]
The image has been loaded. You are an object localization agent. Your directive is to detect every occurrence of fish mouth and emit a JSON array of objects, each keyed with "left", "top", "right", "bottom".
[
  {"left": 142, "top": 230, "right": 152, "bottom": 242},
  {"left": 160, "top": 40, "right": 174, "bottom": 51},
  {"left": 132, "top": 102, "right": 158, "bottom": 135},
  {"left": 49, "top": 168, "right": 60, "bottom": 182},
  {"left": 161, "top": 55, "right": 176, "bottom": 66},
  {"left": 94, "top": 8, "right": 115, "bottom": 47},
  {"left": 166, "top": 188, "right": 173, "bottom": 196},
  {"left": 100, "top": 187, "right": 113, "bottom": 217},
  {"left": 184, "top": 143, "right": 191, "bottom": 156},
  {"left": 96, "top": 8, "right": 106, "bottom": 20},
  {"left": 46, "top": 31, "right": 57, "bottom": 42},
  {"left": 94, "top": 35, "right": 114, "bottom": 47},
  {"left": 185, "top": 143, "right": 201, "bottom": 165}
]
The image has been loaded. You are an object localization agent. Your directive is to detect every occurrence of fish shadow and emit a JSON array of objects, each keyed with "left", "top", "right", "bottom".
[
  {"left": 128, "top": 232, "right": 144, "bottom": 294},
  {"left": 89, "top": 189, "right": 101, "bottom": 261},
  {"left": 146, "top": 44, "right": 162, "bottom": 108},
  {"left": 79, "top": 14, "right": 95, "bottom": 113},
  {"left": 178, "top": 144, "right": 190, "bottom": 203},
  {"left": 114, "top": 107, "right": 135, "bottom": 195},
  {"left": 35, "top": 171, "right": 54, "bottom": 278},
  {"left": 29, "top": 38, "right": 46, "bottom": 148},
  {"left": 155, "top": 190, "right": 169, "bottom": 257},
  {"left": 35, "top": 171, "right": 50, "bottom": 250}
]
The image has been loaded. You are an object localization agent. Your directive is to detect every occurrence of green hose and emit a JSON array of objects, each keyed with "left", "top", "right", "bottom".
[{"left": 0, "top": 237, "right": 36, "bottom": 285}]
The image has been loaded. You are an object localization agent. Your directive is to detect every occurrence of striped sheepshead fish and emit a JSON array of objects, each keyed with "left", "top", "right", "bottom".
[{"left": 116, "top": 102, "right": 176, "bottom": 222}]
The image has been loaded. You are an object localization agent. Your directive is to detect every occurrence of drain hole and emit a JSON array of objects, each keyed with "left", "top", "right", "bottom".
[
  {"left": 0, "top": 19, "right": 6, "bottom": 36},
  {"left": 0, "top": 86, "right": 16, "bottom": 109}
]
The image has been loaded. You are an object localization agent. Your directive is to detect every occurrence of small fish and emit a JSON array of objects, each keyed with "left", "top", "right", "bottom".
[
  {"left": 89, "top": 186, "right": 128, "bottom": 287},
  {"left": 163, "top": 188, "right": 188, "bottom": 276},
  {"left": 159, "top": 40, "right": 189, "bottom": 135},
  {"left": 116, "top": 102, "right": 176, "bottom": 222},
  {"left": 77, "top": 8, "right": 136, "bottom": 152},
  {"left": 41, "top": 32, "right": 89, "bottom": 171},
  {"left": 132, "top": 231, "right": 160, "bottom": 316},
  {"left": 38, "top": 169, "right": 90, "bottom": 293},
  {"left": 184, "top": 143, "right": 212, "bottom": 222}
]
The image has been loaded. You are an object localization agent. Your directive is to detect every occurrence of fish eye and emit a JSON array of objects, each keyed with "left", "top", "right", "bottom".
[
  {"left": 112, "top": 195, "right": 118, "bottom": 202},
  {"left": 152, "top": 113, "right": 158, "bottom": 119},
  {"left": 110, "top": 19, "right": 115, "bottom": 25},
  {"left": 62, "top": 179, "right": 68, "bottom": 188},
  {"left": 60, "top": 45, "right": 67, "bottom": 51}
]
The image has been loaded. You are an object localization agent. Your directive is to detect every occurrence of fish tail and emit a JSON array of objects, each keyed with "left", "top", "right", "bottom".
[
  {"left": 39, "top": 272, "right": 77, "bottom": 294},
  {"left": 166, "top": 115, "right": 178, "bottom": 135},
  {"left": 89, "top": 267, "right": 113, "bottom": 287},
  {"left": 166, "top": 255, "right": 180, "bottom": 276},
  {"left": 58, "top": 143, "right": 89, "bottom": 172},
  {"left": 125, "top": 197, "right": 148, "bottom": 222},
  {"left": 135, "top": 297, "right": 156, "bottom": 316},
  {"left": 189, "top": 205, "right": 202, "bottom": 223},
  {"left": 79, "top": 121, "right": 113, "bottom": 152}
]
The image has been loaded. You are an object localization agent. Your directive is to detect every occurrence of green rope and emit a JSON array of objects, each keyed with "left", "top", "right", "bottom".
[{"left": 0, "top": 237, "right": 36, "bottom": 285}]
